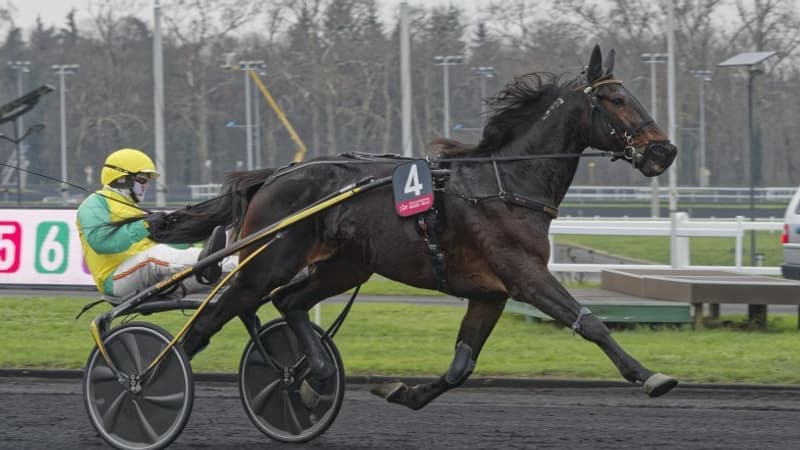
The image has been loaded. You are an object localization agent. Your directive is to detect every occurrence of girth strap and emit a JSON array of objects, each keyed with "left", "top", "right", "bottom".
[{"left": 416, "top": 210, "right": 449, "bottom": 294}]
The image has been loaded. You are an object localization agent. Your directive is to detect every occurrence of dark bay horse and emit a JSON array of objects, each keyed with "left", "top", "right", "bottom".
[{"left": 150, "top": 45, "right": 678, "bottom": 410}]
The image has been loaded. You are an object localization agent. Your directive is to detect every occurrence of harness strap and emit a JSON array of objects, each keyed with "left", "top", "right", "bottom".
[
  {"left": 499, "top": 192, "right": 559, "bottom": 219},
  {"left": 416, "top": 208, "right": 450, "bottom": 293},
  {"left": 492, "top": 159, "right": 559, "bottom": 219}
]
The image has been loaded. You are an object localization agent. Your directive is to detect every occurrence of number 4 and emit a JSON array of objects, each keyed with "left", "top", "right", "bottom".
[{"left": 404, "top": 164, "right": 423, "bottom": 197}]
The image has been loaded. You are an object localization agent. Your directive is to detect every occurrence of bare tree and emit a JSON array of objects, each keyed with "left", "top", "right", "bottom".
[{"left": 163, "top": 0, "right": 261, "bottom": 181}]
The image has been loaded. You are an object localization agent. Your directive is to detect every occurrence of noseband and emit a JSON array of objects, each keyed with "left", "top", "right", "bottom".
[{"left": 580, "top": 78, "right": 654, "bottom": 162}]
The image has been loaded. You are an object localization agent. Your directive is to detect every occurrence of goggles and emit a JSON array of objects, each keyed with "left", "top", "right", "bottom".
[{"left": 133, "top": 173, "right": 152, "bottom": 184}]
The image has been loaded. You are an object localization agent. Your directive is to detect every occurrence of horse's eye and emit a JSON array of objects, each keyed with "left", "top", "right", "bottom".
[{"left": 611, "top": 97, "right": 625, "bottom": 106}]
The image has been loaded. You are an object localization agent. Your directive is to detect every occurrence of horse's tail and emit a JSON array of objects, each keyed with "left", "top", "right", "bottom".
[{"left": 147, "top": 167, "right": 276, "bottom": 244}]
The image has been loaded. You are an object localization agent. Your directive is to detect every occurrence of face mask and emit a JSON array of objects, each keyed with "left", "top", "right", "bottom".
[{"left": 131, "top": 180, "right": 148, "bottom": 203}]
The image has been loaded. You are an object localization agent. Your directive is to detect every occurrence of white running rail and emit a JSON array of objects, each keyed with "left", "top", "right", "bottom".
[{"left": 548, "top": 213, "right": 783, "bottom": 275}]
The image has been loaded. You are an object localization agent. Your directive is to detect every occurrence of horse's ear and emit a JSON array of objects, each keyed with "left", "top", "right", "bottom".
[
  {"left": 586, "top": 44, "right": 603, "bottom": 83},
  {"left": 605, "top": 49, "right": 616, "bottom": 76}
]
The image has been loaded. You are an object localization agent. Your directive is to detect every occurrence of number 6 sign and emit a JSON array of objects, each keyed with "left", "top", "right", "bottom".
[
  {"left": 35, "top": 222, "right": 69, "bottom": 274},
  {"left": 392, "top": 160, "right": 434, "bottom": 217}
]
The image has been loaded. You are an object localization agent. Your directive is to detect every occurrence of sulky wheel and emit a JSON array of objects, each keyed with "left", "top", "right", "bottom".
[
  {"left": 239, "top": 318, "right": 345, "bottom": 443},
  {"left": 82, "top": 322, "right": 194, "bottom": 450}
]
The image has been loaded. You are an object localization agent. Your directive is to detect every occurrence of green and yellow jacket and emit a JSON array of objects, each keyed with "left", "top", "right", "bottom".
[{"left": 76, "top": 188, "right": 156, "bottom": 294}]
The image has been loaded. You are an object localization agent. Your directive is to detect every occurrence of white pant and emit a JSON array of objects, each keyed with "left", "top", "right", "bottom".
[{"left": 111, "top": 244, "right": 238, "bottom": 297}]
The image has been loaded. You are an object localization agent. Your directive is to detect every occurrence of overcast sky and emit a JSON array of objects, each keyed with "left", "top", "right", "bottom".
[{"left": 7, "top": 0, "right": 484, "bottom": 30}]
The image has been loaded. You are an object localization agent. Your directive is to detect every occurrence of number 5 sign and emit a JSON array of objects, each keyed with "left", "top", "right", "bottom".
[
  {"left": 392, "top": 160, "right": 434, "bottom": 217},
  {"left": 0, "top": 222, "right": 21, "bottom": 272}
]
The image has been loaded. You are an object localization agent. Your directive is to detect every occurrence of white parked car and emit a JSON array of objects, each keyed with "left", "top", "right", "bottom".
[{"left": 781, "top": 187, "right": 800, "bottom": 280}]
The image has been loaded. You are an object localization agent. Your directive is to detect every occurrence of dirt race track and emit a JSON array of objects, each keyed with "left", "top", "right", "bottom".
[{"left": 2, "top": 377, "right": 800, "bottom": 449}]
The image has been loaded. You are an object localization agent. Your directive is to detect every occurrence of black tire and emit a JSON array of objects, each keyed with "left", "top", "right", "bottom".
[
  {"left": 82, "top": 322, "right": 194, "bottom": 450},
  {"left": 239, "top": 318, "right": 345, "bottom": 443}
]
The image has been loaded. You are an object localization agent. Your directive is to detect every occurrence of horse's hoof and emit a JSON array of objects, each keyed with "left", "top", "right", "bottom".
[
  {"left": 643, "top": 373, "right": 678, "bottom": 397},
  {"left": 299, "top": 379, "right": 321, "bottom": 410},
  {"left": 369, "top": 381, "right": 408, "bottom": 403}
]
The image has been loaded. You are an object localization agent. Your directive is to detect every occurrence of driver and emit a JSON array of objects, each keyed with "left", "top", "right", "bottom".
[{"left": 76, "top": 148, "right": 233, "bottom": 298}]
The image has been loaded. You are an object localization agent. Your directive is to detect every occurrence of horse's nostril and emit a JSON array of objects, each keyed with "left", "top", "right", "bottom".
[{"left": 647, "top": 143, "right": 678, "bottom": 162}]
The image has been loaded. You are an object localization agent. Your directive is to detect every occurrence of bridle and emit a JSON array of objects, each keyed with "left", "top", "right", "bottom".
[{"left": 579, "top": 76, "right": 655, "bottom": 163}]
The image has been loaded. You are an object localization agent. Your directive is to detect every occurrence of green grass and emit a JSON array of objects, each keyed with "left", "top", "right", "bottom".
[
  {"left": 356, "top": 276, "right": 444, "bottom": 296},
  {"left": 556, "top": 230, "right": 783, "bottom": 266},
  {"left": 1, "top": 296, "right": 799, "bottom": 384},
  {"left": 356, "top": 276, "right": 597, "bottom": 295}
]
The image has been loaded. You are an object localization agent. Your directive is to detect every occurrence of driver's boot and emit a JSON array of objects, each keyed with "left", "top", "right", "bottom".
[{"left": 196, "top": 226, "right": 227, "bottom": 285}]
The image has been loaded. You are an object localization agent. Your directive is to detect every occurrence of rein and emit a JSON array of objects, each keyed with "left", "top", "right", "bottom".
[
  {"left": 430, "top": 149, "right": 624, "bottom": 164},
  {"left": 0, "top": 162, "right": 154, "bottom": 216}
]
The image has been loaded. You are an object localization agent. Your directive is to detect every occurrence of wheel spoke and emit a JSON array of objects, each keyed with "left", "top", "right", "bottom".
[
  {"left": 101, "top": 390, "right": 128, "bottom": 431},
  {"left": 248, "top": 354, "right": 271, "bottom": 369},
  {"left": 90, "top": 364, "right": 117, "bottom": 383},
  {"left": 119, "top": 332, "right": 144, "bottom": 374},
  {"left": 143, "top": 357, "right": 167, "bottom": 388},
  {"left": 251, "top": 378, "right": 282, "bottom": 414},
  {"left": 249, "top": 349, "right": 284, "bottom": 375},
  {"left": 282, "top": 390, "right": 304, "bottom": 435},
  {"left": 132, "top": 399, "right": 160, "bottom": 443},
  {"left": 296, "top": 365, "right": 311, "bottom": 381},
  {"left": 142, "top": 391, "right": 185, "bottom": 410}
]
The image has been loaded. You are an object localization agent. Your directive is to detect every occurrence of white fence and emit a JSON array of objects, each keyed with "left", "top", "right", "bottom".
[
  {"left": 548, "top": 213, "right": 784, "bottom": 276},
  {"left": 564, "top": 186, "right": 796, "bottom": 203},
  {"left": 187, "top": 184, "right": 223, "bottom": 200}
]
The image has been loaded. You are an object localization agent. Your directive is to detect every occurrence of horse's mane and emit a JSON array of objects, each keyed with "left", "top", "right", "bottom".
[{"left": 432, "top": 72, "right": 575, "bottom": 157}]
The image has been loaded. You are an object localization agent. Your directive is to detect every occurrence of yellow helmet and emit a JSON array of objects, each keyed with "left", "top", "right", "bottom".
[{"left": 101, "top": 148, "right": 160, "bottom": 186}]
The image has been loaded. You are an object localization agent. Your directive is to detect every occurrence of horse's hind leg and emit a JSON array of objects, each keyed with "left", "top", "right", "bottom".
[
  {"left": 371, "top": 297, "right": 507, "bottom": 410},
  {"left": 507, "top": 267, "right": 677, "bottom": 397},
  {"left": 181, "top": 230, "right": 315, "bottom": 358},
  {"left": 272, "top": 253, "right": 372, "bottom": 381}
]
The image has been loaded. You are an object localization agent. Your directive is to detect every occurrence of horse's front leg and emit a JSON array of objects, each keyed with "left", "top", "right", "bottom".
[
  {"left": 501, "top": 261, "right": 677, "bottom": 397},
  {"left": 371, "top": 297, "right": 506, "bottom": 410}
]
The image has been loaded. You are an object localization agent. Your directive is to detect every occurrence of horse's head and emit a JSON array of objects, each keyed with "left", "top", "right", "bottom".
[{"left": 579, "top": 45, "right": 677, "bottom": 177}]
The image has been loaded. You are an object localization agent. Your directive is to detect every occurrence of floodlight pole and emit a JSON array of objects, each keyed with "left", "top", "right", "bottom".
[
  {"left": 244, "top": 67, "right": 253, "bottom": 170},
  {"left": 400, "top": 2, "right": 412, "bottom": 157},
  {"left": 690, "top": 70, "right": 712, "bottom": 187},
  {"left": 434, "top": 55, "right": 463, "bottom": 138},
  {"left": 153, "top": 0, "right": 166, "bottom": 206},
  {"left": 641, "top": 53, "right": 667, "bottom": 218},
  {"left": 253, "top": 68, "right": 266, "bottom": 169},
  {"left": 473, "top": 66, "right": 495, "bottom": 116},
  {"left": 233, "top": 61, "right": 266, "bottom": 171},
  {"left": 52, "top": 64, "right": 80, "bottom": 203},
  {"left": 8, "top": 60, "right": 30, "bottom": 200},
  {"left": 747, "top": 67, "right": 758, "bottom": 265},
  {"left": 718, "top": 50, "right": 776, "bottom": 266}
]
